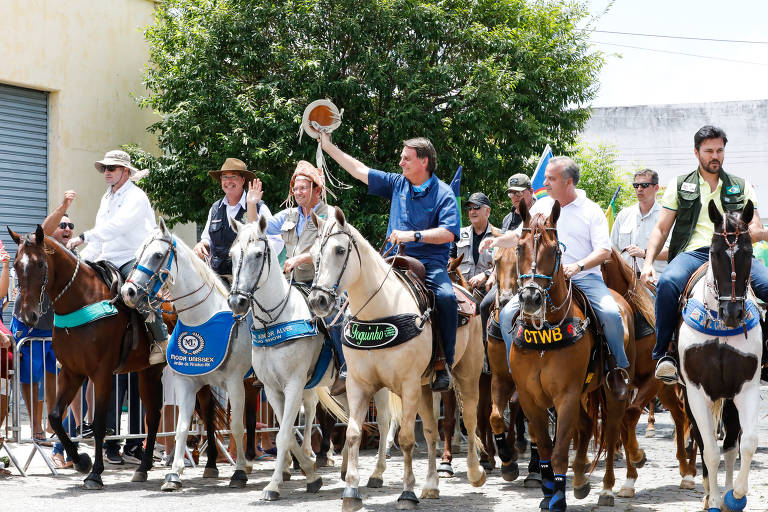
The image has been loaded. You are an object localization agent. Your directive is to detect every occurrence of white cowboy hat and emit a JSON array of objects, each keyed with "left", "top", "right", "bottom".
[
  {"left": 94, "top": 150, "right": 150, "bottom": 181},
  {"left": 300, "top": 99, "right": 343, "bottom": 140}
]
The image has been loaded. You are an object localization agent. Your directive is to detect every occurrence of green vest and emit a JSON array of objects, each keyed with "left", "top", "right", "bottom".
[{"left": 667, "top": 169, "right": 746, "bottom": 262}]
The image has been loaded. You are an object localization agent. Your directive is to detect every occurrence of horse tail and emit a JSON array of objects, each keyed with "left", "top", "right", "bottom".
[
  {"left": 712, "top": 398, "right": 725, "bottom": 430},
  {"left": 194, "top": 385, "right": 230, "bottom": 433},
  {"left": 316, "top": 386, "right": 350, "bottom": 424},
  {"left": 586, "top": 387, "right": 607, "bottom": 475},
  {"left": 388, "top": 390, "right": 403, "bottom": 428}
]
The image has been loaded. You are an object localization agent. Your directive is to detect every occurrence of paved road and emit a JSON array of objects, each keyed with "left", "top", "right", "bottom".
[{"left": 2, "top": 405, "right": 768, "bottom": 511}]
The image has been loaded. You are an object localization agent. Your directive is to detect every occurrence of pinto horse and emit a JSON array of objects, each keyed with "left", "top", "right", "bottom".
[
  {"left": 600, "top": 247, "right": 697, "bottom": 494},
  {"left": 308, "top": 207, "right": 485, "bottom": 511},
  {"left": 508, "top": 201, "right": 635, "bottom": 511},
  {"left": 677, "top": 200, "right": 762, "bottom": 512},
  {"left": 9, "top": 226, "right": 164, "bottom": 489}
]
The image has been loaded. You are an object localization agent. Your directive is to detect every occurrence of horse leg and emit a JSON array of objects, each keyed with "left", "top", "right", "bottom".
[
  {"left": 689, "top": 393, "right": 721, "bottom": 511},
  {"left": 646, "top": 403, "right": 656, "bottom": 437},
  {"left": 134, "top": 365, "right": 163, "bottom": 482},
  {"left": 475, "top": 373, "right": 494, "bottom": 471},
  {"left": 341, "top": 379, "right": 372, "bottom": 512},
  {"left": 244, "top": 379, "right": 260, "bottom": 463},
  {"left": 417, "top": 384, "right": 440, "bottom": 499},
  {"left": 489, "top": 376, "right": 516, "bottom": 480},
  {"left": 393, "top": 381, "right": 421, "bottom": 510},
  {"left": 262, "top": 386, "right": 288, "bottom": 499},
  {"left": 315, "top": 401, "right": 336, "bottom": 468},
  {"left": 523, "top": 406, "right": 555, "bottom": 510},
  {"left": 617, "top": 380, "right": 659, "bottom": 498},
  {"left": 48, "top": 369, "right": 90, "bottom": 474},
  {"left": 226, "top": 378, "right": 248, "bottom": 489},
  {"left": 198, "top": 386, "right": 220, "bottom": 478},
  {"left": 83, "top": 373, "right": 112, "bottom": 490},
  {"left": 549, "top": 395, "right": 583, "bottom": 512},
  {"left": 367, "top": 387, "right": 390, "bottom": 488},
  {"left": 301, "top": 391, "right": 319, "bottom": 461},
  {"left": 515, "top": 406, "right": 527, "bottom": 453},
  {"left": 454, "top": 371, "right": 486, "bottom": 487},
  {"left": 726, "top": 386, "right": 760, "bottom": 511},
  {"left": 438, "top": 390, "right": 456, "bottom": 477},
  {"left": 160, "top": 379, "right": 198, "bottom": 491},
  {"left": 660, "top": 385, "right": 696, "bottom": 488},
  {"left": 596, "top": 389, "right": 627, "bottom": 507},
  {"left": 571, "top": 406, "right": 592, "bottom": 499},
  {"left": 723, "top": 401, "right": 739, "bottom": 493}
]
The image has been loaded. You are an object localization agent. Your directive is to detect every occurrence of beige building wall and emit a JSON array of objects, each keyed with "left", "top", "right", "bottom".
[{"left": 0, "top": 0, "right": 197, "bottom": 245}]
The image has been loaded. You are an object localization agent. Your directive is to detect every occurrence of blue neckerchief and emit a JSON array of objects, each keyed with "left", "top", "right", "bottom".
[
  {"left": 167, "top": 311, "right": 236, "bottom": 376},
  {"left": 250, "top": 319, "right": 318, "bottom": 347},
  {"left": 411, "top": 175, "right": 436, "bottom": 197},
  {"left": 682, "top": 298, "right": 760, "bottom": 336}
]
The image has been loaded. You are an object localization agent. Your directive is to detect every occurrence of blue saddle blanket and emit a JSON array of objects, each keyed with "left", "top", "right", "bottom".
[
  {"left": 168, "top": 311, "right": 237, "bottom": 376},
  {"left": 682, "top": 298, "right": 760, "bottom": 336},
  {"left": 250, "top": 319, "right": 318, "bottom": 347}
]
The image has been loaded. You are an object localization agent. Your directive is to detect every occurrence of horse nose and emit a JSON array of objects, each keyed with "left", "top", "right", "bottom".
[
  {"left": 23, "top": 310, "right": 39, "bottom": 327},
  {"left": 308, "top": 292, "right": 330, "bottom": 316},
  {"left": 121, "top": 283, "right": 138, "bottom": 306},
  {"left": 228, "top": 294, "right": 249, "bottom": 315}
]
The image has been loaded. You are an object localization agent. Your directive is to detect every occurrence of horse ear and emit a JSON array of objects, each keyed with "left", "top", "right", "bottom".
[
  {"left": 35, "top": 224, "right": 45, "bottom": 244},
  {"left": 310, "top": 210, "right": 324, "bottom": 229},
  {"left": 7, "top": 227, "right": 20, "bottom": 245},
  {"left": 549, "top": 201, "right": 561, "bottom": 226},
  {"left": 519, "top": 199, "right": 530, "bottom": 224},
  {"left": 449, "top": 254, "right": 464, "bottom": 271},
  {"left": 708, "top": 199, "right": 723, "bottom": 226},
  {"left": 334, "top": 206, "right": 347, "bottom": 227},
  {"left": 741, "top": 199, "right": 754, "bottom": 226},
  {"left": 229, "top": 216, "right": 244, "bottom": 234},
  {"left": 158, "top": 217, "right": 170, "bottom": 235},
  {"left": 258, "top": 213, "right": 268, "bottom": 234}
]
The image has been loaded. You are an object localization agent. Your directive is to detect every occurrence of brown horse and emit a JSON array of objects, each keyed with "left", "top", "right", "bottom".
[
  {"left": 600, "top": 248, "right": 697, "bottom": 494},
  {"left": 509, "top": 201, "right": 635, "bottom": 510}
]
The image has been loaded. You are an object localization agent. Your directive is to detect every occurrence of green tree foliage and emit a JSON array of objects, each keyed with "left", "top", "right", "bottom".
[
  {"left": 568, "top": 140, "right": 634, "bottom": 212},
  {"left": 136, "top": 0, "right": 602, "bottom": 241}
]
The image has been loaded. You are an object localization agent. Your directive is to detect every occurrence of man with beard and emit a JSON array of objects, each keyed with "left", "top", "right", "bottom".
[
  {"left": 642, "top": 126, "right": 768, "bottom": 383},
  {"left": 501, "top": 173, "right": 536, "bottom": 232}
]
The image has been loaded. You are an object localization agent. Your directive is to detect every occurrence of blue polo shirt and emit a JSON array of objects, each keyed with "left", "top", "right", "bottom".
[{"left": 368, "top": 169, "right": 460, "bottom": 267}]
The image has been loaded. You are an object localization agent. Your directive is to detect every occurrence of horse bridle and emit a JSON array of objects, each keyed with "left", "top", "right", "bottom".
[
  {"left": 310, "top": 222, "right": 361, "bottom": 303},
  {"left": 710, "top": 216, "right": 751, "bottom": 305},
  {"left": 230, "top": 232, "right": 293, "bottom": 324},
  {"left": 22, "top": 236, "right": 80, "bottom": 317}
]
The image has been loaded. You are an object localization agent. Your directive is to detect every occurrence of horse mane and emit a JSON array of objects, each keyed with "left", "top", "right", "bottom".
[{"left": 171, "top": 233, "right": 230, "bottom": 298}]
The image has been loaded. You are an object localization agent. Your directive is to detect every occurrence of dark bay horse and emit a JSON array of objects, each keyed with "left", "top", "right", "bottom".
[
  {"left": 601, "top": 247, "right": 697, "bottom": 493},
  {"left": 509, "top": 201, "right": 635, "bottom": 510}
]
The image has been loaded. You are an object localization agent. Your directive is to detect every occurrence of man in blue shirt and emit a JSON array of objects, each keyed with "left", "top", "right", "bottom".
[{"left": 320, "top": 133, "right": 461, "bottom": 390}]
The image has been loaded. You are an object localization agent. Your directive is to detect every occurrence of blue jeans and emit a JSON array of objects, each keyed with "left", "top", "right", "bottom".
[
  {"left": 425, "top": 263, "right": 458, "bottom": 367},
  {"left": 652, "top": 247, "right": 768, "bottom": 359},
  {"left": 499, "top": 273, "right": 629, "bottom": 368}
]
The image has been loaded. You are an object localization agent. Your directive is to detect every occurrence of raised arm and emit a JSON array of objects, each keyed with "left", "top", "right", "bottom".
[
  {"left": 319, "top": 132, "right": 369, "bottom": 185},
  {"left": 41, "top": 190, "right": 76, "bottom": 235}
]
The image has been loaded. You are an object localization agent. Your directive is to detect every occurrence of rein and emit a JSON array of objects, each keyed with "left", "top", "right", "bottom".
[{"left": 710, "top": 217, "right": 749, "bottom": 304}]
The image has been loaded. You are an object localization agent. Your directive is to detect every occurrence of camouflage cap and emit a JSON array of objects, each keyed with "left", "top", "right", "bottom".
[{"left": 506, "top": 173, "right": 532, "bottom": 192}]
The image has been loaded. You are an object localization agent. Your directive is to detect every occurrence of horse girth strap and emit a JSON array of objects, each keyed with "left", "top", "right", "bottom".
[
  {"left": 679, "top": 262, "right": 710, "bottom": 314},
  {"left": 114, "top": 307, "right": 144, "bottom": 374}
]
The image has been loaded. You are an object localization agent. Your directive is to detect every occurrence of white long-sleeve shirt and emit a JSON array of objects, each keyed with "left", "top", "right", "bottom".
[{"left": 80, "top": 181, "right": 156, "bottom": 267}]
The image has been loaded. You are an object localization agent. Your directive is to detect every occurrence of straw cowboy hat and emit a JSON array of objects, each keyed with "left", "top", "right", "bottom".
[
  {"left": 208, "top": 158, "right": 257, "bottom": 182},
  {"left": 290, "top": 161, "right": 325, "bottom": 191},
  {"left": 300, "top": 99, "right": 343, "bottom": 140}
]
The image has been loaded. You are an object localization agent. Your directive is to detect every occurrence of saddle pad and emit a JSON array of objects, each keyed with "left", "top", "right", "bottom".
[
  {"left": 682, "top": 298, "right": 760, "bottom": 336},
  {"left": 54, "top": 300, "right": 118, "bottom": 328},
  {"left": 250, "top": 319, "right": 318, "bottom": 347},
  {"left": 343, "top": 313, "right": 423, "bottom": 350},
  {"left": 510, "top": 317, "right": 588, "bottom": 351},
  {"left": 634, "top": 310, "right": 655, "bottom": 339},
  {"left": 305, "top": 336, "right": 333, "bottom": 389},
  {"left": 168, "top": 311, "right": 236, "bottom": 376},
  {"left": 453, "top": 283, "right": 477, "bottom": 317}
]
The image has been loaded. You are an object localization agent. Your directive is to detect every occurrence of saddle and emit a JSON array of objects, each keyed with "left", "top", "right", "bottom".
[
  {"left": 668, "top": 262, "right": 710, "bottom": 358},
  {"left": 86, "top": 260, "right": 147, "bottom": 373}
]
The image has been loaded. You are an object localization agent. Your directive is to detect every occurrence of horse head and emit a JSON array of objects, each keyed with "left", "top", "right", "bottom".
[
  {"left": 708, "top": 199, "right": 754, "bottom": 328},
  {"left": 8, "top": 225, "right": 50, "bottom": 327},
  {"left": 447, "top": 254, "right": 469, "bottom": 288},
  {"left": 121, "top": 217, "right": 177, "bottom": 309},
  {"left": 228, "top": 214, "right": 271, "bottom": 316},
  {"left": 308, "top": 206, "right": 360, "bottom": 317},
  {"left": 516, "top": 199, "right": 563, "bottom": 317},
  {"left": 494, "top": 247, "right": 518, "bottom": 309}
]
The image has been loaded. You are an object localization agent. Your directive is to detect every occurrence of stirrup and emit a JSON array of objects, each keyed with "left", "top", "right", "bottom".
[
  {"left": 654, "top": 356, "right": 679, "bottom": 385},
  {"left": 149, "top": 340, "right": 167, "bottom": 366}
]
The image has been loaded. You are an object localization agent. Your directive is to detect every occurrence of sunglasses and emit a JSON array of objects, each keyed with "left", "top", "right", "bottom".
[
  {"left": 632, "top": 182, "right": 656, "bottom": 189},
  {"left": 59, "top": 222, "right": 75, "bottom": 230},
  {"left": 467, "top": 205, "right": 484, "bottom": 211},
  {"left": 103, "top": 165, "right": 123, "bottom": 172}
]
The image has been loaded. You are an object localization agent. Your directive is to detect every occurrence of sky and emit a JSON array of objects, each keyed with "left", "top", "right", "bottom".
[{"left": 585, "top": 0, "right": 768, "bottom": 107}]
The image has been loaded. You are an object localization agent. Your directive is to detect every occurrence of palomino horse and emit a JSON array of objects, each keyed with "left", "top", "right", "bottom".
[
  {"left": 506, "top": 201, "right": 635, "bottom": 511},
  {"left": 677, "top": 200, "right": 762, "bottom": 512},
  {"left": 120, "top": 219, "right": 253, "bottom": 491},
  {"left": 227, "top": 216, "right": 378, "bottom": 500},
  {"left": 488, "top": 246, "right": 541, "bottom": 486},
  {"left": 9, "top": 226, "right": 164, "bottom": 489},
  {"left": 600, "top": 247, "right": 697, "bottom": 494},
  {"left": 308, "top": 207, "right": 485, "bottom": 511}
]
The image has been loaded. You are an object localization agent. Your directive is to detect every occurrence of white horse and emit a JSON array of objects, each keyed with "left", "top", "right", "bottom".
[
  {"left": 228, "top": 215, "right": 390, "bottom": 500},
  {"left": 121, "top": 219, "right": 252, "bottom": 491},
  {"left": 678, "top": 200, "right": 762, "bottom": 512},
  {"left": 308, "top": 207, "right": 485, "bottom": 512}
]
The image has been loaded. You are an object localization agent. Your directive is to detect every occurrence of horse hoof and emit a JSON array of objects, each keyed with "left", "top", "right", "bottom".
[
  {"left": 524, "top": 472, "right": 542, "bottom": 488},
  {"left": 131, "top": 471, "right": 147, "bottom": 483},
  {"left": 74, "top": 453, "right": 92, "bottom": 474},
  {"left": 645, "top": 427, "right": 656, "bottom": 438},
  {"left": 680, "top": 476, "right": 696, "bottom": 490},
  {"left": 367, "top": 477, "right": 384, "bottom": 488},
  {"left": 420, "top": 487, "right": 439, "bottom": 499},
  {"left": 597, "top": 492, "right": 614, "bottom": 507},
  {"left": 396, "top": 490, "right": 420, "bottom": 509},
  {"left": 202, "top": 467, "right": 219, "bottom": 479},
  {"left": 632, "top": 451, "right": 647, "bottom": 469},
  {"left": 315, "top": 455, "right": 331, "bottom": 468},
  {"left": 573, "top": 481, "right": 591, "bottom": 499},
  {"left": 437, "top": 462, "right": 454, "bottom": 478},
  {"left": 307, "top": 477, "right": 323, "bottom": 494},
  {"left": 470, "top": 470, "right": 487, "bottom": 488},
  {"left": 161, "top": 473, "right": 182, "bottom": 492},
  {"left": 342, "top": 497, "right": 363, "bottom": 512},
  {"left": 618, "top": 487, "right": 635, "bottom": 498},
  {"left": 724, "top": 489, "right": 747, "bottom": 511},
  {"left": 479, "top": 460, "right": 494, "bottom": 472},
  {"left": 501, "top": 461, "right": 519, "bottom": 482},
  {"left": 228, "top": 469, "right": 248, "bottom": 488},
  {"left": 263, "top": 490, "right": 280, "bottom": 501},
  {"left": 282, "top": 471, "right": 291, "bottom": 482},
  {"left": 82, "top": 474, "right": 104, "bottom": 490},
  {"left": 539, "top": 497, "right": 551, "bottom": 510}
]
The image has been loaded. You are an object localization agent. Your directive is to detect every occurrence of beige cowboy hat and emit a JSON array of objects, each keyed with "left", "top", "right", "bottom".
[
  {"left": 94, "top": 150, "right": 138, "bottom": 174},
  {"left": 300, "top": 99, "right": 343, "bottom": 140},
  {"left": 208, "top": 157, "right": 257, "bottom": 183}
]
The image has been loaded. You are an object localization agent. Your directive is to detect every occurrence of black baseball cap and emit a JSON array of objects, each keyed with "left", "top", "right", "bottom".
[{"left": 466, "top": 192, "right": 491, "bottom": 207}]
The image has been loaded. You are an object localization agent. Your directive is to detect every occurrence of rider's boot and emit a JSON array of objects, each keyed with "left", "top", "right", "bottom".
[
  {"left": 606, "top": 367, "right": 630, "bottom": 401},
  {"left": 654, "top": 354, "right": 679, "bottom": 384},
  {"left": 431, "top": 359, "right": 452, "bottom": 391},
  {"left": 147, "top": 314, "right": 169, "bottom": 366},
  {"left": 149, "top": 338, "right": 168, "bottom": 365},
  {"left": 330, "top": 368, "right": 346, "bottom": 396}
]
